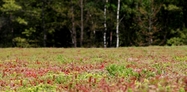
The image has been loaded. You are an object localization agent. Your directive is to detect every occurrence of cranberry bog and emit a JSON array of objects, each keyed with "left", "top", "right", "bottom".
[{"left": 0, "top": 47, "right": 187, "bottom": 92}]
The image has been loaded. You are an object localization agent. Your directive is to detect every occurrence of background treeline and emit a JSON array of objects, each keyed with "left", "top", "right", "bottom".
[{"left": 0, "top": 0, "right": 187, "bottom": 47}]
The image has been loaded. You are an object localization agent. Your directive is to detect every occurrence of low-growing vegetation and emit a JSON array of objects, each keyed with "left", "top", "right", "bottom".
[{"left": 0, "top": 46, "right": 187, "bottom": 91}]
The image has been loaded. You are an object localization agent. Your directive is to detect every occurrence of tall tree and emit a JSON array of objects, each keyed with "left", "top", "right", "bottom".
[
  {"left": 84, "top": 0, "right": 104, "bottom": 47},
  {"left": 103, "top": 0, "right": 108, "bottom": 48},
  {"left": 0, "top": 0, "right": 23, "bottom": 46},
  {"left": 80, "top": 0, "right": 84, "bottom": 47},
  {"left": 71, "top": 0, "right": 77, "bottom": 47},
  {"left": 42, "top": 0, "right": 47, "bottom": 47},
  {"left": 0, "top": 0, "right": 187, "bottom": 47},
  {"left": 161, "top": 1, "right": 185, "bottom": 45},
  {"left": 116, "top": 0, "right": 120, "bottom": 47},
  {"left": 135, "top": 0, "right": 162, "bottom": 45}
]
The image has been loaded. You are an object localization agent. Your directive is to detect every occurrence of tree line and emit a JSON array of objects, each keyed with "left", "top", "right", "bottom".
[{"left": 0, "top": 0, "right": 186, "bottom": 47}]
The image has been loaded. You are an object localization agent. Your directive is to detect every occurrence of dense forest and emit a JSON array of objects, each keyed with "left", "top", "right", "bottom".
[{"left": 0, "top": 0, "right": 187, "bottom": 47}]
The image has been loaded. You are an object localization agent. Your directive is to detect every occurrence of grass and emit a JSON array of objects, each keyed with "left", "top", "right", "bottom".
[{"left": 0, "top": 46, "right": 187, "bottom": 91}]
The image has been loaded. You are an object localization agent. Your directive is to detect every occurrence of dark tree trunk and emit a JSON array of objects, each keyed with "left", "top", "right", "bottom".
[
  {"left": 109, "top": 31, "right": 113, "bottom": 47},
  {"left": 71, "top": 3, "right": 77, "bottom": 47},
  {"left": 80, "top": 0, "right": 84, "bottom": 47},
  {"left": 42, "top": 0, "right": 46, "bottom": 47}
]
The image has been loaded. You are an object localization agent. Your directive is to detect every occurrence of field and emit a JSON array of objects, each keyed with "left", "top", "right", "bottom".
[{"left": 0, "top": 46, "right": 187, "bottom": 92}]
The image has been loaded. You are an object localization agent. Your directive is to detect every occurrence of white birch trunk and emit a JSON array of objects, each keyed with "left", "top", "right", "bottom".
[
  {"left": 116, "top": 0, "right": 120, "bottom": 48},
  {"left": 104, "top": 0, "right": 108, "bottom": 48}
]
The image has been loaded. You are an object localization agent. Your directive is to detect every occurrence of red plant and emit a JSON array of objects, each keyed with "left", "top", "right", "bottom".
[{"left": 100, "top": 63, "right": 105, "bottom": 69}]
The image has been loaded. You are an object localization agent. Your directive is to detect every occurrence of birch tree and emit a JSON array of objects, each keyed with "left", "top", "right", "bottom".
[
  {"left": 116, "top": 0, "right": 120, "bottom": 48},
  {"left": 103, "top": 0, "right": 108, "bottom": 48}
]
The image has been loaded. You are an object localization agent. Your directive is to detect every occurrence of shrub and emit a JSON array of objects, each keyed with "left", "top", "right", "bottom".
[
  {"left": 106, "top": 64, "right": 138, "bottom": 77},
  {"left": 12, "top": 37, "right": 30, "bottom": 47}
]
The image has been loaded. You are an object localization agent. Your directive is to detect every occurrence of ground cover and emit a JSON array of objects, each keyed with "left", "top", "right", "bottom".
[{"left": 0, "top": 46, "right": 187, "bottom": 92}]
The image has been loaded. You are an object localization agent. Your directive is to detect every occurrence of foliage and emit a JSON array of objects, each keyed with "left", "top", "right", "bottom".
[
  {"left": 106, "top": 64, "right": 138, "bottom": 77},
  {"left": 0, "top": 0, "right": 187, "bottom": 47},
  {"left": 0, "top": 47, "right": 187, "bottom": 91},
  {"left": 12, "top": 37, "right": 30, "bottom": 47},
  {"left": 167, "top": 37, "right": 183, "bottom": 46},
  {"left": 0, "top": 0, "right": 22, "bottom": 12},
  {"left": 167, "top": 28, "right": 187, "bottom": 46}
]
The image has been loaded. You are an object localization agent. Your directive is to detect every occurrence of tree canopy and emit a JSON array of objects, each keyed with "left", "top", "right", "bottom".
[{"left": 0, "top": 0, "right": 186, "bottom": 47}]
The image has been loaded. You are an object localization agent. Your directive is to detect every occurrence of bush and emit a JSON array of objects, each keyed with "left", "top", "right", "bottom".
[
  {"left": 167, "top": 28, "right": 187, "bottom": 46},
  {"left": 106, "top": 64, "right": 138, "bottom": 77},
  {"left": 167, "top": 37, "right": 183, "bottom": 46},
  {"left": 12, "top": 37, "right": 30, "bottom": 47}
]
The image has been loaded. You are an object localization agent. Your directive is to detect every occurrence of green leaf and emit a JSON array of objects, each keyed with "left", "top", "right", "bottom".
[
  {"left": 111, "top": 4, "right": 117, "bottom": 10},
  {"left": 15, "top": 17, "right": 28, "bottom": 25},
  {"left": 0, "top": 0, "right": 22, "bottom": 12},
  {"left": 22, "top": 28, "right": 36, "bottom": 37}
]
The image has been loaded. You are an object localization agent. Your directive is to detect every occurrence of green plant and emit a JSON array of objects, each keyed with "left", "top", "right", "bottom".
[
  {"left": 152, "top": 63, "right": 164, "bottom": 75},
  {"left": 167, "top": 28, "right": 187, "bottom": 46},
  {"left": 12, "top": 37, "right": 30, "bottom": 47},
  {"left": 167, "top": 37, "right": 183, "bottom": 46},
  {"left": 106, "top": 64, "right": 138, "bottom": 77},
  {"left": 54, "top": 74, "right": 72, "bottom": 84},
  {"left": 174, "top": 56, "right": 187, "bottom": 61},
  {"left": 56, "top": 55, "right": 70, "bottom": 64},
  {"left": 141, "top": 69, "right": 156, "bottom": 78},
  {"left": 18, "top": 84, "right": 56, "bottom": 92}
]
